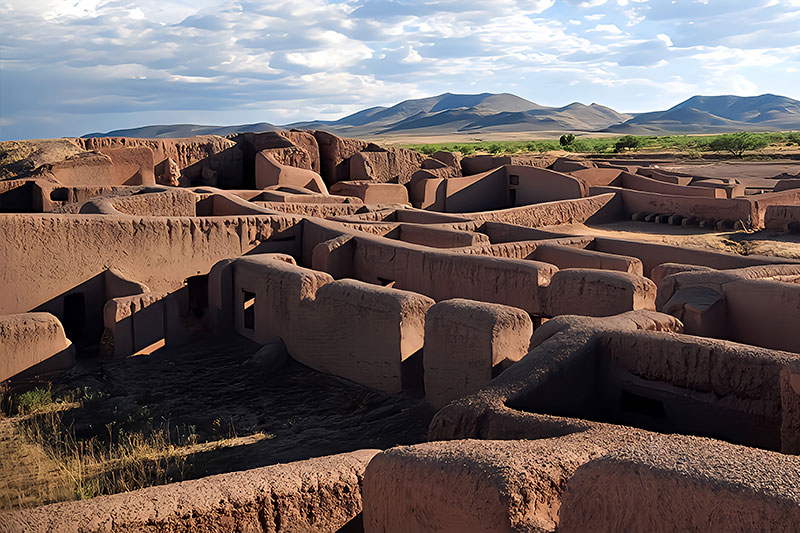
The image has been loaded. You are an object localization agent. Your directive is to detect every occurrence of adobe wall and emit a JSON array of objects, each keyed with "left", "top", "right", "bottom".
[
  {"left": 764, "top": 204, "right": 800, "bottom": 231},
  {"left": 363, "top": 427, "right": 800, "bottom": 532},
  {"left": 228, "top": 255, "right": 433, "bottom": 393},
  {"left": 559, "top": 437, "right": 800, "bottom": 531},
  {"left": 569, "top": 167, "right": 622, "bottom": 187},
  {"left": 428, "top": 311, "right": 684, "bottom": 443},
  {"left": 330, "top": 181, "right": 409, "bottom": 205},
  {"left": 4, "top": 449, "right": 378, "bottom": 533},
  {"left": 781, "top": 359, "right": 800, "bottom": 454},
  {"left": 348, "top": 148, "right": 427, "bottom": 184},
  {"left": 77, "top": 136, "right": 244, "bottom": 188},
  {"left": 74, "top": 189, "right": 197, "bottom": 217},
  {"left": 599, "top": 330, "right": 797, "bottom": 449},
  {"left": 544, "top": 269, "right": 656, "bottom": 317},
  {"left": 0, "top": 214, "right": 302, "bottom": 320},
  {"left": 620, "top": 171, "right": 724, "bottom": 198},
  {"left": 424, "top": 299, "right": 532, "bottom": 408},
  {"left": 531, "top": 243, "right": 643, "bottom": 275},
  {"left": 658, "top": 265, "right": 800, "bottom": 353},
  {"left": 0, "top": 312, "right": 75, "bottom": 382},
  {"left": 461, "top": 193, "right": 621, "bottom": 227},
  {"left": 350, "top": 236, "right": 556, "bottom": 315},
  {"left": 90, "top": 146, "right": 156, "bottom": 186},
  {"left": 722, "top": 278, "right": 800, "bottom": 353},
  {"left": 511, "top": 166, "right": 587, "bottom": 205},
  {"left": 303, "top": 219, "right": 657, "bottom": 318},
  {"left": 443, "top": 168, "right": 509, "bottom": 212},
  {"left": 747, "top": 188, "right": 800, "bottom": 226},
  {"left": 592, "top": 237, "right": 794, "bottom": 276},
  {"left": 593, "top": 187, "right": 756, "bottom": 224},
  {"left": 397, "top": 224, "right": 489, "bottom": 248}
]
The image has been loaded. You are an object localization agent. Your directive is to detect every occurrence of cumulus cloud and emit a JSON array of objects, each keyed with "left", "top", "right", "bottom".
[{"left": 0, "top": 0, "right": 798, "bottom": 139}]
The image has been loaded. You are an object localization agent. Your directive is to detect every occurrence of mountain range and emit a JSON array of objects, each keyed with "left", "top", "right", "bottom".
[{"left": 85, "top": 93, "right": 800, "bottom": 139}]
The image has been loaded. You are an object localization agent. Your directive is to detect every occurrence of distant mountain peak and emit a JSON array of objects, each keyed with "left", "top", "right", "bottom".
[{"left": 83, "top": 92, "right": 800, "bottom": 139}]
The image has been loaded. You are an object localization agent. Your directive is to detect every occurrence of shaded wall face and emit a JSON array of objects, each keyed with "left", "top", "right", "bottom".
[
  {"left": 518, "top": 330, "right": 788, "bottom": 451},
  {"left": 511, "top": 167, "right": 585, "bottom": 206},
  {"left": 721, "top": 279, "right": 800, "bottom": 353},
  {"left": 444, "top": 169, "right": 509, "bottom": 213}
]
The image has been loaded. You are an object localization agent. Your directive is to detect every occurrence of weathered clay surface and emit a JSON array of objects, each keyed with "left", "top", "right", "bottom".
[{"left": 3, "top": 450, "right": 378, "bottom": 533}]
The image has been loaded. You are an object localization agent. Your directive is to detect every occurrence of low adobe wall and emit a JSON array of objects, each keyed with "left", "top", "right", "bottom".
[
  {"left": 225, "top": 255, "right": 433, "bottom": 393},
  {"left": 0, "top": 214, "right": 302, "bottom": 329},
  {"left": 559, "top": 437, "right": 800, "bottom": 531},
  {"left": 330, "top": 181, "right": 409, "bottom": 205},
  {"left": 396, "top": 224, "right": 489, "bottom": 248},
  {"left": 591, "top": 237, "right": 796, "bottom": 277},
  {"left": 544, "top": 269, "right": 656, "bottom": 317},
  {"left": 510, "top": 166, "right": 587, "bottom": 205},
  {"left": 362, "top": 428, "right": 800, "bottom": 532},
  {"left": 591, "top": 186, "right": 756, "bottom": 225},
  {"left": 620, "top": 171, "right": 724, "bottom": 198},
  {"left": 428, "top": 310, "right": 800, "bottom": 453},
  {"left": 764, "top": 204, "right": 800, "bottom": 232},
  {"left": 75, "top": 189, "right": 197, "bottom": 217},
  {"left": 4, "top": 450, "right": 378, "bottom": 533},
  {"left": 305, "top": 220, "right": 657, "bottom": 318},
  {"left": 459, "top": 193, "right": 621, "bottom": 228},
  {"left": 0, "top": 312, "right": 75, "bottom": 382},
  {"left": 658, "top": 265, "right": 800, "bottom": 353},
  {"left": 424, "top": 299, "right": 532, "bottom": 408}
]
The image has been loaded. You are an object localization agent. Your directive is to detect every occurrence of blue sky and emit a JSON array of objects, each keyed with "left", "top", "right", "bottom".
[{"left": 1, "top": 0, "right": 799, "bottom": 140}]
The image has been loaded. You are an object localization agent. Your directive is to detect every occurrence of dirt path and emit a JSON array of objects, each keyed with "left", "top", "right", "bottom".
[{"left": 549, "top": 221, "right": 800, "bottom": 260}]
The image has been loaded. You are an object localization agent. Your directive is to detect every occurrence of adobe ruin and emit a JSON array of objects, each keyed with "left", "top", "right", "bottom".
[{"left": 1, "top": 130, "right": 800, "bottom": 531}]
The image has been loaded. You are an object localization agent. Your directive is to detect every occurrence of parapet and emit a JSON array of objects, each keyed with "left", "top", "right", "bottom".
[{"left": 4, "top": 449, "right": 378, "bottom": 532}]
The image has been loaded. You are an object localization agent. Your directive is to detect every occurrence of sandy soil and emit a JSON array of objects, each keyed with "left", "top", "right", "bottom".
[{"left": 549, "top": 221, "right": 800, "bottom": 260}]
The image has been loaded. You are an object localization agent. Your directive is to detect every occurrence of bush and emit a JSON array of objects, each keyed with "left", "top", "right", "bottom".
[
  {"left": 614, "top": 135, "right": 641, "bottom": 153},
  {"left": 708, "top": 132, "right": 769, "bottom": 157},
  {"left": 559, "top": 134, "right": 576, "bottom": 147}
]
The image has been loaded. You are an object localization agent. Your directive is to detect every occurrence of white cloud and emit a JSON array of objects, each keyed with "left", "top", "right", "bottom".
[
  {"left": 0, "top": 0, "right": 798, "bottom": 139},
  {"left": 590, "top": 23, "right": 624, "bottom": 34},
  {"left": 657, "top": 33, "right": 674, "bottom": 46}
]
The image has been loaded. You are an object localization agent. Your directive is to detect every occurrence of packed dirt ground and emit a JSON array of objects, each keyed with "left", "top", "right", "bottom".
[
  {"left": 1, "top": 337, "right": 433, "bottom": 510},
  {"left": 563, "top": 221, "right": 800, "bottom": 260}
]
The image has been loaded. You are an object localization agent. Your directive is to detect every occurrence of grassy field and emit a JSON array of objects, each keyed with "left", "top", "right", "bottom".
[{"left": 403, "top": 131, "right": 800, "bottom": 157}]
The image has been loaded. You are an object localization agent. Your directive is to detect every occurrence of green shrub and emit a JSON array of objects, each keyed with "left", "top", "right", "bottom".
[
  {"left": 559, "top": 134, "right": 576, "bottom": 147},
  {"left": 614, "top": 135, "right": 641, "bottom": 153},
  {"left": 708, "top": 132, "right": 769, "bottom": 157}
]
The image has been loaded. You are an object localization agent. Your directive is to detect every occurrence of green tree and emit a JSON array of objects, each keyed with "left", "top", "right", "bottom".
[
  {"left": 559, "top": 133, "right": 576, "bottom": 147},
  {"left": 614, "top": 135, "right": 641, "bottom": 153},
  {"left": 709, "top": 132, "right": 769, "bottom": 157}
]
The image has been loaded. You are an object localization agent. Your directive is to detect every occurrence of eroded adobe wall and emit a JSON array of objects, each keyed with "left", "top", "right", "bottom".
[
  {"left": 5, "top": 450, "right": 378, "bottom": 533},
  {"left": 511, "top": 166, "right": 587, "bottom": 206},
  {"left": 0, "top": 214, "right": 302, "bottom": 321}
]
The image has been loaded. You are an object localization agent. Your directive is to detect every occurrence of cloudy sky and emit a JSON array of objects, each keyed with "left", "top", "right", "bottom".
[{"left": 1, "top": 0, "right": 799, "bottom": 140}]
